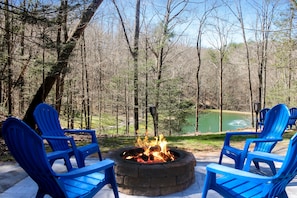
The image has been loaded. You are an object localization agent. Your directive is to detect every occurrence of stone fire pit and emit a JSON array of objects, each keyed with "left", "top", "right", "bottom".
[{"left": 107, "top": 147, "right": 196, "bottom": 196}]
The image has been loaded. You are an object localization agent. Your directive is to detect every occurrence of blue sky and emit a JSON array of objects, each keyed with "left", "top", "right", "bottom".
[
  {"left": 96, "top": 0, "right": 293, "bottom": 48},
  {"left": 174, "top": 0, "right": 292, "bottom": 48}
]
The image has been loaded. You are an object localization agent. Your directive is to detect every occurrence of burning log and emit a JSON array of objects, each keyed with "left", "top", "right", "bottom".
[
  {"left": 122, "top": 134, "right": 177, "bottom": 163},
  {"left": 160, "top": 152, "right": 171, "bottom": 162},
  {"left": 122, "top": 148, "right": 144, "bottom": 161},
  {"left": 141, "top": 154, "right": 149, "bottom": 161},
  {"left": 122, "top": 148, "right": 176, "bottom": 163},
  {"left": 149, "top": 145, "right": 161, "bottom": 152}
]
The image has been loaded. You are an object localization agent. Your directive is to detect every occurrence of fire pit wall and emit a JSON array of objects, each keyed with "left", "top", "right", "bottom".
[{"left": 107, "top": 147, "right": 196, "bottom": 196}]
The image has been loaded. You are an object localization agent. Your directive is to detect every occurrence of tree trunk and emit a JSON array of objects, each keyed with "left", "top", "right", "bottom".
[
  {"left": 112, "top": 0, "right": 140, "bottom": 135},
  {"left": 287, "top": 8, "right": 294, "bottom": 105},
  {"left": 219, "top": 55, "right": 223, "bottom": 132},
  {"left": 5, "top": 0, "right": 12, "bottom": 115},
  {"left": 228, "top": 0, "right": 255, "bottom": 128},
  {"left": 133, "top": 0, "right": 140, "bottom": 135},
  {"left": 84, "top": 39, "right": 91, "bottom": 130},
  {"left": 145, "top": 38, "right": 148, "bottom": 133},
  {"left": 195, "top": 6, "right": 213, "bottom": 133},
  {"left": 154, "top": 0, "right": 172, "bottom": 136},
  {"left": 80, "top": 37, "right": 86, "bottom": 129}
]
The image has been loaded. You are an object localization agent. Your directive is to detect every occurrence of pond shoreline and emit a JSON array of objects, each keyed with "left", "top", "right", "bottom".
[
  {"left": 183, "top": 110, "right": 254, "bottom": 134},
  {"left": 206, "top": 109, "right": 253, "bottom": 115}
]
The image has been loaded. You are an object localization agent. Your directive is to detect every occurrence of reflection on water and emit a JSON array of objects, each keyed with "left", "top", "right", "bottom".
[{"left": 181, "top": 111, "right": 252, "bottom": 133}]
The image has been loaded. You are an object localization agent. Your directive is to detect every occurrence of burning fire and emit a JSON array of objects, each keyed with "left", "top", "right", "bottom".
[{"left": 122, "top": 134, "right": 176, "bottom": 163}]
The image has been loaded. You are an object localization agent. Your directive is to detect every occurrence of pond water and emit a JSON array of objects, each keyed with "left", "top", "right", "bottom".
[{"left": 181, "top": 111, "right": 252, "bottom": 133}]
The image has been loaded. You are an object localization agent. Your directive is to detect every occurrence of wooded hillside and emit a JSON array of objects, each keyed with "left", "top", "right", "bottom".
[{"left": 1, "top": 0, "right": 297, "bottom": 135}]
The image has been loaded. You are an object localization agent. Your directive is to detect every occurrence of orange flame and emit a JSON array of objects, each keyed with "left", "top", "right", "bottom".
[{"left": 133, "top": 134, "right": 174, "bottom": 163}]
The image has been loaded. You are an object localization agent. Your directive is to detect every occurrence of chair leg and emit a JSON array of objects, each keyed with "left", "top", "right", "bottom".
[
  {"left": 253, "top": 160, "right": 276, "bottom": 175},
  {"left": 267, "top": 161, "right": 276, "bottom": 175},
  {"left": 49, "top": 159, "right": 55, "bottom": 166},
  {"left": 218, "top": 152, "right": 224, "bottom": 164},
  {"left": 278, "top": 191, "right": 288, "bottom": 198},
  {"left": 234, "top": 156, "right": 244, "bottom": 169},
  {"left": 76, "top": 150, "right": 102, "bottom": 168},
  {"left": 253, "top": 160, "right": 260, "bottom": 170},
  {"left": 76, "top": 156, "right": 85, "bottom": 168},
  {"left": 98, "top": 151, "right": 102, "bottom": 161},
  {"left": 64, "top": 158, "right": 73, "bottom": 171},
  {"left": 73, "top": 151, "right": 85, "bottom": 168},
  {"left": 201, "top": 172, "right": 213, "bottom": 198},
  {"left": 106, "top": 167, "right": 119, "bottom": 198},
  {"left": 36, "top": 189, "right": 46, "bottom": 198}
]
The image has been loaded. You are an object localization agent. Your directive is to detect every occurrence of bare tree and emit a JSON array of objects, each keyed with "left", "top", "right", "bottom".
[
  {"left": 252, "top": 0, "right": 278, "bottom": 108},
  {"left": 149, "top": 0, "right": 188, "bottom": 136},
  {"left": 287, "top": 8, "right": 294, "bottom": 105},
  {"left": 194, "top": 1, "right": 216, "bottom": 132},
  {"left": 208, "top": 11, "right": 232, "bottom": 132},
  {"left": 4, "top": 0, "right": 12, "bottom": 115},
  {"left": 23, "top": 0, "right": 104, "bottom": 127},
  {"left": 80, "top": 34, "right": 91, "bottom": 129},
  {"left": 224, "top": 0, "right": 255, "bottom": 127},
  {"left": 112, "top": 0, "right": 141, "bottom": 135},
  {"left": 55, "top": 0, "right": 69, "bottom": 113}
]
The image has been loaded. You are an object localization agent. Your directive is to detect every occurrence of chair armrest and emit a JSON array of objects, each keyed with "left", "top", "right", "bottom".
[
  {"left": 243, "top": 138, "right": 283, "bottom": 153},
  {"left": 223, "top": 131, "right": 260, "bottom": 147},
  {"left": 64, "top": 129, "right": 95, "bottom": 134},
  {"left": 42, "top": 135, "right": 73, "bottom": 140},
  {"left": 206, "top": 163, "right": 270, "bottom": 182},
  {"left": 63, "top": 129, "right": 97, "bottom": 143},
  {"left": 55, "top": 159, "right": 115, "bottom": 178},
  {"left": 240, "top": 138, "right": 283, "bottom": 163},
  {"left": 248, "top": 152, "right": 285, "bottom": 162},
  {"left": 226, "top": 131, "right": 259, "bottom": 136},
  {"left": 243, "top": 151, "right": 285, "bottom": 171},
  {"left": 47, "top": 150, "right": 71, "bottom": 160},
  {"left": 42, "top": 135, "right": 79, "bottom": 154},
  {"left": 245, "top": 138, "right": 282, "bottom": 146}
]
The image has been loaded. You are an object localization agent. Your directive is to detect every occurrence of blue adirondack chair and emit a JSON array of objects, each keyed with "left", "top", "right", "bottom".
[
  {"left": 2, "top": 117, "right": 119, "bottom": 198},
  {"left": 33, "top": 103, "right": 102, "bottom": 168},
  {"left": 258, "top": 107, "right": 270, "bottom": 129},
  {"left": 202, "top": 132, "right": 297, "bottom": 198},
  {"left": 218, "top": 103, "right": 290, "bottom": 170},
  {"left": 288, "top": 107, "right": 297, "bottom": 129}
]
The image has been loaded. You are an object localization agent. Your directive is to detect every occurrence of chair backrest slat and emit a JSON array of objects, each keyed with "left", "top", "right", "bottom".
[
  {"left": 255, "top": 104, "right": 290, "bottom": 152},
  {"left": 34, "top": 103, "right": 63, "bottom": 134},
  {"left": 259, "top": 108, "right": 270, "bottom": 123},
  {"left": 288, "top": 107, "right": 297, "bottom": 128},
  {"left": 34, "top": 103, "right": 70, "bottom": 150}
]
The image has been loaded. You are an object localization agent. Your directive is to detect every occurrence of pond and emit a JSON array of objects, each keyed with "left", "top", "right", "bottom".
[{"left": 181, "top": 110, "right": 252, "bottom": 133}]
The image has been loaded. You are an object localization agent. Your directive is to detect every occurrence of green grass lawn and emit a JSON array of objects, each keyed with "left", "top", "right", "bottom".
[
  {"left": 97, "top": 130, "right": 297, "bottom": 155},
  {"left": 1, "top": 130, "right": 296, "bottom": 162}
]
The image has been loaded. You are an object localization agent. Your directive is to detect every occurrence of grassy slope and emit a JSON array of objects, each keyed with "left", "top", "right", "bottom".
[{"left": 98, "top": 130, "right": 296, "bottom": 156}]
